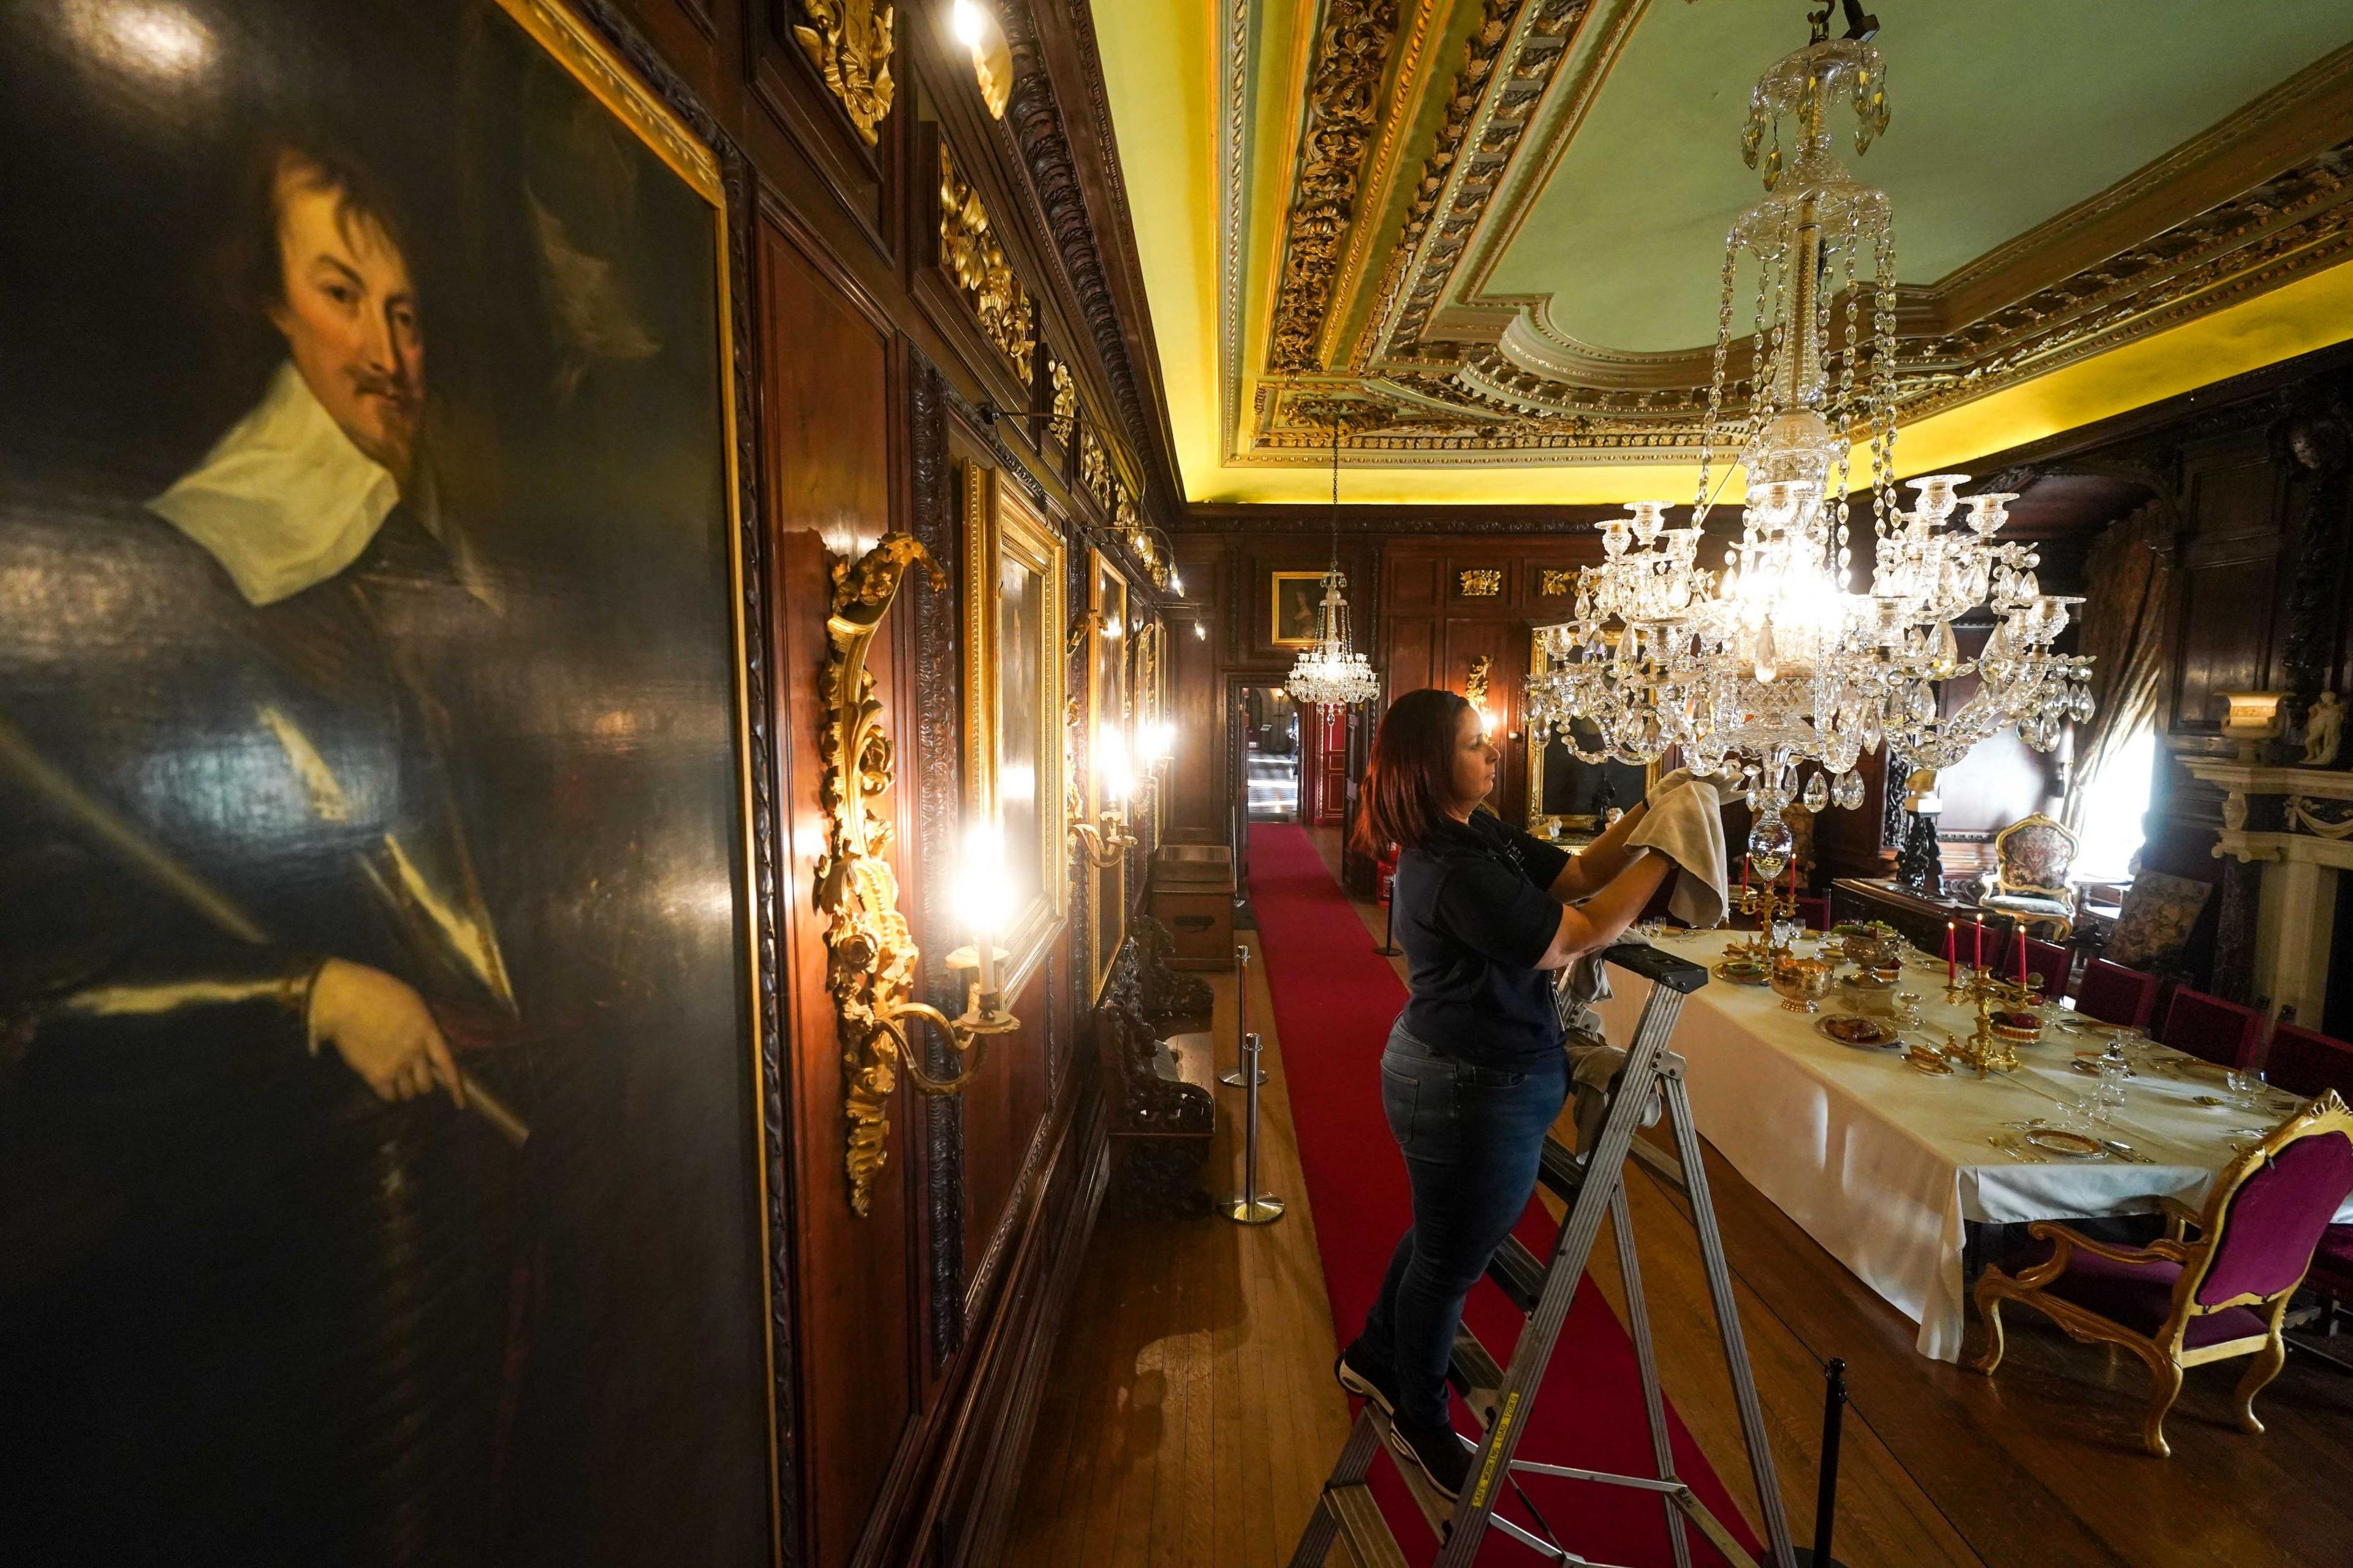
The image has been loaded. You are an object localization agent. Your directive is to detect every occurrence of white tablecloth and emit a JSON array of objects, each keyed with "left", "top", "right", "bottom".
[{"left": 1594, "top": 932, "right": 2346, "bottom": 1362}]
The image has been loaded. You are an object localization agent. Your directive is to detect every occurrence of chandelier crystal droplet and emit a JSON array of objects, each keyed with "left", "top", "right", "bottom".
[
  {"left": 1287, "top": 411, "right": 1380, "bottom": 708},
  {"left": 1525, "top": 26, "right": 2095, "bottom": 866}
]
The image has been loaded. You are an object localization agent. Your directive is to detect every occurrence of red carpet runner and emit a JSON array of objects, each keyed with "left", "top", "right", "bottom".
[{"left": 1248, "top": 824, "right": 1759, "bottom": 1566}]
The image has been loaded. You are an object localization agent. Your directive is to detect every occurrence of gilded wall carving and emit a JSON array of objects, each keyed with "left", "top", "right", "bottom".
[
  {"left": 1050, "top": 357, "right": 1077, "bottom": 444},
  {"left": 939, "top": 143, "right": 1037, "bottom": 384},
  {"left": 794, "top": 0, "right": 895, "bottom": 146},
  {"left": 1458, "top": 568, "right": 1502, "bottom": 597}
]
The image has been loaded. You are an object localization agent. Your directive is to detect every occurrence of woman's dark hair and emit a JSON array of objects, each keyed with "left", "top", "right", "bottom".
[{"left": 1352, "top": 688, "right": 1473, "bottom": 857}]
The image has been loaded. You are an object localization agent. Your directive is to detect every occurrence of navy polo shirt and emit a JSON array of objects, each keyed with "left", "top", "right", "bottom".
[{"left": 1392, "top": 809, "right": 1575, "bottom": 1067}]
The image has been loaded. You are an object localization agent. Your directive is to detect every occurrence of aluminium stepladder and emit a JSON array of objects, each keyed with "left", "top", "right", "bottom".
[{"left": 1290, "top": 942, "right": 1799, "bottom": 1568}]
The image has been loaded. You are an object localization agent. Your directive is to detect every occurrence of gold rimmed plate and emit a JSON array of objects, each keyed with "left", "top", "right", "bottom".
[
  {"left": 2022, "top": 1127, "right": 2105, "bottom": 1159},
  {"left": 1715, "top": 959, "right": 1771, "bottom": 986},
  {"left": 1816, "top": 1013, "right": 1900, "bottom": 1048}
]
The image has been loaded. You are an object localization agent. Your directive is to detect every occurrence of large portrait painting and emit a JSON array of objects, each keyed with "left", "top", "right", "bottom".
[
  {"left": 964, "top": 463, "right": 1065, "bottom": 997},
  {"left": 1091, "top": 550, "right": 1129, "bottom": 994},
  {"left": 0, "top": 3, "right": 773, "bottom": 1561}
]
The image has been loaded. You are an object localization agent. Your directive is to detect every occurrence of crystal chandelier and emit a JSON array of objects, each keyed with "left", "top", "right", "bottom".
[
  {"left": 1526, "top": 12, "right": 2094, "bottom": 873},
  {"left": 1286, "top": 413, "right": 1381, "bottom": 708}
]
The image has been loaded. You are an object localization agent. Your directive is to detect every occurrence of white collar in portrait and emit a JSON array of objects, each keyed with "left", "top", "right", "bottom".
[{"left": 148, "top": 360, "right": 401, "bottom": 607}]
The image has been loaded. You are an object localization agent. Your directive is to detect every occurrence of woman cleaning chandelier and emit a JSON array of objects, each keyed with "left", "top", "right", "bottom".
[{"left": 1526, "top": 5, "right": 2097, "bottom": 872}]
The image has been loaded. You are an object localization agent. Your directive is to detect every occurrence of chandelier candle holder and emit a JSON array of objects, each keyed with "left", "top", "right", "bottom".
[
  {"left": 1526, "top": 19, "right": 2096, "bottom": 873},
  {"left": 1286, "top": 412, "right": 1381, "bottom": 710}
]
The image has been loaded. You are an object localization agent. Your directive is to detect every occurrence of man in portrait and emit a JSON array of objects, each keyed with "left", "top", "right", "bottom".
[{"left": 0, "top": 130, "right": 526, "bottom": 1557}]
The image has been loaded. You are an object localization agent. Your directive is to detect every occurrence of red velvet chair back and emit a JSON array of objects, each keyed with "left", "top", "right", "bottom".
[
  {"left": 2006, "top": 933, "right": 2072, "bottom": 1000},
  {"left": 2162, "top": 987, "right": 2265, "bottom": 1070},
  {"left": 1796, "top": 895, "right": 1830, "bottom": 932},
  {"left": 2074, "top": 958, "right": 2157, "bottom": 1029},
  {"left": 2267, "top": 1023, "right": 2353, "bottom": 1100},
  {"left": 2199, "top": 1130, "right": 2353, "bottom": 1306}
]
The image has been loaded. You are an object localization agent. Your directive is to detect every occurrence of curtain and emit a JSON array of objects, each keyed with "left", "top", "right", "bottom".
[{"left": 2061, "top": 502, "right": 2177, "bottom": 835}]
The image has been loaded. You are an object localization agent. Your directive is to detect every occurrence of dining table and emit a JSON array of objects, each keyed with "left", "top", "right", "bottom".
[{"left": 1591, "top": 929, "right": 2344, "bottom": 1362}]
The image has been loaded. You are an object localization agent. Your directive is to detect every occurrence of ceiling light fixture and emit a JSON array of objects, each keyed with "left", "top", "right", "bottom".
[
  {"left": 1284, "top": 411, "right": 1379, "bottom": 709},
  {"left": 1527, "top": 4, "right": 2094, "bottom": 877}
]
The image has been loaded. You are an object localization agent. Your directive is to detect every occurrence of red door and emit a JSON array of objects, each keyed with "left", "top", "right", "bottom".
[{"left": 1302, "top": 704, "right": 1350, "bottom": 826}]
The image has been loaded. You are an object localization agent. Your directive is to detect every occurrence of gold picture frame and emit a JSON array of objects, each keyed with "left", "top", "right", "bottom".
[
  {"left": 1270, "top": 569, "right": 1326, "bottom": 648},
  {"left": 1525, "top": 627, "right": 1659, "bottom": 840},
  {"left": 963, "top": 463, "right": 1067, "bottom": 999},
  {"left": 1090, "top": 550, "right": 1129, "bottom": 995}
]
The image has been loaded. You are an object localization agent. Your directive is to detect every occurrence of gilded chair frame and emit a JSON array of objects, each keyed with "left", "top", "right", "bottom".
[
  {"left": 1983, "top": 811, "right": 2080, "bottom": 940},
  {"left": 1968, "top": 1089, "right": 2353, "bottom": 1456}
]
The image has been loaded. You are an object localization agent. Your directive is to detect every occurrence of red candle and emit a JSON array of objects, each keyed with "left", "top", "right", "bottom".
[
  {"left": 1945, "top": 920, "right": 1956, "bottom": 984},
  {"left": 1972, "top": 918, "right": 1984, "bottom": 972},
  {"left": 2018, "top": 927, "right": 2029, "bottom": 988},
  {"left": 1741, "top": 855, "right": 1751, "bottom": 900}
]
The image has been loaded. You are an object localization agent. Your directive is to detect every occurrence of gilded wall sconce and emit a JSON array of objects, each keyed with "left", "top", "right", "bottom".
[
  {"left": 1069, "top": 720, "right": 1137, "bottom": 869},
  {"left": 820, "top": 534, "right": 1019, "bottom": 1218}
]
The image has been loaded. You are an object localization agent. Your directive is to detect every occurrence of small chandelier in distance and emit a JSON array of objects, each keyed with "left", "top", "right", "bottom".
[{"left": 1286, "top": 412, "right": 1380, "bottom": 708}]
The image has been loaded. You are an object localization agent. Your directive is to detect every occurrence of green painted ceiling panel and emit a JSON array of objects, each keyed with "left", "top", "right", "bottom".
[{"left": 1490, "top": 0, "right": 2353, "bottom": 353}]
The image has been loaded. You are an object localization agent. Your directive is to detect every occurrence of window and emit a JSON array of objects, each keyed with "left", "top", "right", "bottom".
[{"left": 2074, "top": 727, "right": 2157, "bottom": 884}]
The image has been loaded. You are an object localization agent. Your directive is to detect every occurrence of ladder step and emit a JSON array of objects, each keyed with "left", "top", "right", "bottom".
[
  {"left": 1484, "top": 1234, "right": 1547, "bottom": 1314},
  {"left": 1326, "top": 1482, "right": 1412, "bottom": 1568},
  {"left": 1537, "top": 1133, "right": 1585, "bottom": 1206},
  {"left": 1449, "top": 1326, "right": 1504, "bottom": 1430}
]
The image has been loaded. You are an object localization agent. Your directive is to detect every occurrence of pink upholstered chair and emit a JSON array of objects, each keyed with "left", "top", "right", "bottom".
[
  {"left": 2267, "top": 1024, "right": 2353, "bottom": 1331},
  {"left": 1795, "top": 895, "right": 1830, "bottom": 932},
  {"left": 2265, "top": 1022, "right": 2353, "bottom": 1099},
  {"left": 2074, "top": 958, "right": 2159, "bottom": 1029},
  {"left": 2162, "top": 987, "right": 2265, "bottom": 1070},
  {"left": 2005, "top": 933, "right": 2072, "bottom": 1001},
  {"left": 1970, "top": 1092, "right": 2353, "bottom": 1456}
]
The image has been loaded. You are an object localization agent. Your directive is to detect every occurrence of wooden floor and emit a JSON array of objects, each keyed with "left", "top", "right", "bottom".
[
  {"left": 998, "top": 930, "right": 1362, "bottom": 1568},
  {"left": 997, "top": 828, "right": 2353, "bottom": 1567}
]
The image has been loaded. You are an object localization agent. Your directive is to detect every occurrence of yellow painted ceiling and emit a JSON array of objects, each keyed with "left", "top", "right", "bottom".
[{"left": 1093, "top": 1, "right": 2353, "bottom": 506}]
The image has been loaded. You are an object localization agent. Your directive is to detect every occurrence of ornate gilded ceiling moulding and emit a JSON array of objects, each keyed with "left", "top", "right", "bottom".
[
  {"left": 1362, "top": 0, "right": 1590, "bottom": 366},
  {"left": 1267, "top": 0, "right": 1402, "bottom": 373},
  {"left": 939, "top": 142, "right": 1037, "bottom": 385},
  {"left": 820, "top": 536, "right": 1018, "bottom": 1217},
  {"left": 999, "top": 0, "right": 1180, "bottom": 532},
  {"left": 794, "top": 0, "right": 895, "bottom": 147}
]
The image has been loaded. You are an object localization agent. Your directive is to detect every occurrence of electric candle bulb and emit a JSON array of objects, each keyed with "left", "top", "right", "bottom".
[{"left": 957, "top": 822, "right": 1008, "bottom": 999}]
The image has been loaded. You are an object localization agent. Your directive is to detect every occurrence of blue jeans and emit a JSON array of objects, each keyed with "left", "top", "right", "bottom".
[{"left": 1360, "top": 1018, "right": 1568, "bottom": 1428}]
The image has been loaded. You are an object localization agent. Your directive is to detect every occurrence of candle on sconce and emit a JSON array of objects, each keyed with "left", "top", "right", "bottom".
[
  {"left": 1972, "top": 918, "right": 1984, "bottom": 973},
  {"left": 1098, "top": 728, "right": 1132, "bottom": 806},
  {"left": 957, "top": 821, "right": 1009, "bottom": 1003},
  {"left": 1945, "top": 920, "right": 1957, "bottom": 985}
]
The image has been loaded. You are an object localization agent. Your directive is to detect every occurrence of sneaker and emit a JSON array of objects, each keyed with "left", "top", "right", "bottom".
[
  {"left": 1333, "top": 1339, "right": 1400, "bottom": 1421},
  {"left": 1386, "top": 1415, "right": 1475, "bottom": 1504}
]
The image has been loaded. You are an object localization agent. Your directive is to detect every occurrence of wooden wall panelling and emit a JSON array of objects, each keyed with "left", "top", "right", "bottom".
[
  {"left": 2170, "top": 431, "right": 2288, "bottom": 735},
  {"left": 759, "top": 216, "right": 914, "bottom": 1568}
]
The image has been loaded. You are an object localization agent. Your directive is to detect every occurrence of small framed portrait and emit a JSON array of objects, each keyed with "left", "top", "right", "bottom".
[
  {"left": 1271, "top": 570, "right": 1327, "bottom": 647},
  {"left": 964, "top": 463, "right": 1066, "bottom": 998},
  {"left": 1091, "top": 550, "right": 1129, "bottom": 994}
]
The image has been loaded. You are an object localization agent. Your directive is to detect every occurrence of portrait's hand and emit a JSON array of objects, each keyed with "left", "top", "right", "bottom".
[{"left": 308, "top": 959, "right": 466, "bottom": 1108}]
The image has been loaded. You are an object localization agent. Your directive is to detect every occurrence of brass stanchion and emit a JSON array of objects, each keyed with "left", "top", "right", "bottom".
[
  {"left": 1219, "top": 1031, "right": 1284, "bottom": 1224},
  {"left": 1220, "top": 941, "right": 1264, "bottom": 1087}
]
